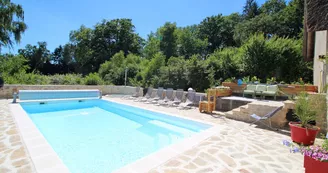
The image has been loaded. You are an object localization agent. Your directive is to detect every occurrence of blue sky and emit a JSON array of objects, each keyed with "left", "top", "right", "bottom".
[{"left": 5, "top": 0, "right": 267, "bottom": 53}]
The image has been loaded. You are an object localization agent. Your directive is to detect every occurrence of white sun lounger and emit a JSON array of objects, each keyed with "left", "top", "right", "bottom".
[
  {"left": 178, "top": 91, "right": 196, "bottom": 109},
  {"left": 157, "top": 88, "right": 173, "bottom": 106},
  {"left": 138, "top": 87, "right": 153, "bottom": 102},
  {"left": 146, "top": 87, "right": 164, "bottom": 104},
  {"left": 167, "top": 89, "right": 184, "bottom": 106}
]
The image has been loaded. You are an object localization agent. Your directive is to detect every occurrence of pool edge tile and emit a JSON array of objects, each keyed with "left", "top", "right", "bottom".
[
  {"left": 114, "top": 125, "right": 220, "bottom": 173},
  {"left": 102, "top": 97, "right": 216, "bottom": 126}
]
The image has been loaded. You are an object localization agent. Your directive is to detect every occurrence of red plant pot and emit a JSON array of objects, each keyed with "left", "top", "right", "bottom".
[
  {"left": 289, "top": 122, "right": 320, "bottom": 145},
  {"left": 304, "top": 155, "right": 328, "bottom": 173}
]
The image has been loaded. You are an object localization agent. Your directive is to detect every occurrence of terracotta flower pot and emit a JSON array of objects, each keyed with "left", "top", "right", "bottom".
[
  {"left": 289, "top": 122, "right": 320, "bottom": 145},
  {"left": 304, "top": 155, "right": 328, "bottom": 173}
]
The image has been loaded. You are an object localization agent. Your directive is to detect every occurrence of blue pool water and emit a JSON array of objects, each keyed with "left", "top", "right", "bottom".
[{"left": 20, "top": 99, "right": 210, "bottom": 173}]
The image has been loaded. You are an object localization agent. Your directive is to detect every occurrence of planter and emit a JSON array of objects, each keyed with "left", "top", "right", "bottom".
[
  {"left": 278, "top": 84, "right": 318, "bottom": 96},
  {"left": 215, "top": 89, "right": 232, "bottom": 97},
  {"left": 304, "top": 155, "right": 328, "bottom": 173},
  {"left": 222, "top": 82, "right": 246, "bottom": 94},
  {"left": 289, "top": 122, "right": 320, "bottom": 145}
]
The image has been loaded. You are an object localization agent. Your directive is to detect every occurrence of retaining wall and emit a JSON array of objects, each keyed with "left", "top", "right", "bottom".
[{"left": 0, "top": 85, "right": 140, "bottom": 99}]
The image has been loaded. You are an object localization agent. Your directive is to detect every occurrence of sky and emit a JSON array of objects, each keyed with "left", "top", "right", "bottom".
[{"left": 5, "top": 0, "right": 267, "bottom": 53}]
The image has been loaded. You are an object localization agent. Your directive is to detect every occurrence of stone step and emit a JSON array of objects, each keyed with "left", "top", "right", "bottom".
[
  {"left": 239, "top": 105, "right": 250, "bottom": 113},
  {"left": 232, "top": 107, "right": 241, "bottom": 112},
  {"left": 239, "top": 105, "right": 248, "bottom": 109},
  {"left": 225, "top": 111, "right": 234, "bottom": 119}
]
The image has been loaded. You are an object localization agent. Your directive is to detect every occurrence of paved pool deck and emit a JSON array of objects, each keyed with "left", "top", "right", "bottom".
[
  {"left": 0, "top": 98, "right": 304, "bottom": 173},
  {"left": 0, "top": 99, "right": 36, "bottom": 173},
  {"left": 107, "top": 97, "right": 304, "bottom": 173}
]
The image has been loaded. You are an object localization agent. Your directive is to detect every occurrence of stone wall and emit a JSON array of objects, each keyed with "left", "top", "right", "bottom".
[{"left": 0, "top": 85, "right": 141, "bottom": 99}]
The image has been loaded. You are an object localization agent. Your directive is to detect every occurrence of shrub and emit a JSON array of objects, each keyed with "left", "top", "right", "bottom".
[
  {"left": 49, "top": 74, "right": 83, "bottom": 85},
  {"left": 241, "top": 33, "right": 307, "bottom": 83},
  {"left": 84, "top": 73, "right": 103, "bottom": 85}
]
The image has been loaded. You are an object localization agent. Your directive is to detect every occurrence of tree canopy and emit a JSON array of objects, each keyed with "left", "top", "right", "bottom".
[
  {"left": 0, "top": 0, "right": 27, "bottom": 52},
  {"left": 0, "top": 0, "right": 312, "bottom": 90}
]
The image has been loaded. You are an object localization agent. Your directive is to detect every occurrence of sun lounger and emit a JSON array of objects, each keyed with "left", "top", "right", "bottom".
[
  {"left": 157, "top": 88, "right": 173, "bottom": 106},
  {"left": 138, "top": 87, "right": 153, "bottom": 102},
  {"left": 168, "top": 89, "right": 184, "bottom": 106},
  {"left": 178, "top": 91, "right": 196, "bottom": 109},
  {"left": 249, "top": 106, "right": 283, "bottom": 130},
  {"left": 147, "top": 87, "right": 164, "bottom": 104}
]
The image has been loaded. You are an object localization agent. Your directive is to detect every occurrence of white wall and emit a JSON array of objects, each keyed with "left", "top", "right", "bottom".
[{"left": 314, "top": 30, "right": 328, "bottom": 92}]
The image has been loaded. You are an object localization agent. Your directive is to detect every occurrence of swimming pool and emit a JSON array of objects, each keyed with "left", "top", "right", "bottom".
[{"left": 20, "top": 99, "right": 211, "bottom": 173}]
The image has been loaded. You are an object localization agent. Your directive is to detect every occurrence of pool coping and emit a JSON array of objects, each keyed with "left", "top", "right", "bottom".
[
  {"left": 104, "top": 98, "right": 221, "bottom": 173},
  {"left": 102, "top": 97, "right": 216, "bottom": 127},
  {"left": 112, "top": 126, "right": 222, "bottom": 173},
  {"left": 10, "top": 98, "right": 220, "bottom": 173},
  {"left": 9, "top": 103, "right": 70, "bottom": 173}
]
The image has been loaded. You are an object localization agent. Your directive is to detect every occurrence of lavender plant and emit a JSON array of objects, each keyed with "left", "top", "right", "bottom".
[{"left": 283, "top": 139, "right": 328, "bottom": 162}]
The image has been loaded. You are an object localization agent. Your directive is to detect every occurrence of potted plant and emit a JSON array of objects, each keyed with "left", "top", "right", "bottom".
[
  {"left": 266, "top": 77, "right": 277, "bottom": 85},
  {"left": 283, "top": 138, "right": 328, "bottom": 173},
  {"left": 289, "top": 92, "right": 325, "bottom": 145},
  {"left": 250, "top": 76, "right": 258, "bottom": 84}
]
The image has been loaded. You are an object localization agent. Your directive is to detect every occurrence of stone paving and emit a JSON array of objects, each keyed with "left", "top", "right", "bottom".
[
  {"left": 107, "top": 97, "right": 304, "bottom": 173},
  {"left": 0, "top": 97, "right": 304, "bottom": 173},
  {"left": 0, "top": 99, "right": 36, "bottom": 173}
]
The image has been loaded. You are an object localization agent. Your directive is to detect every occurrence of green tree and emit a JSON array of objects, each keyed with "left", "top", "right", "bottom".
[
  {"left": 176, "top": 25, "right": 208, "bottom": 58},
  {"left": 198, "top": 14, "right": 236, "bottom": 53},
  {"left": 241, "top": 34, "right": 272, "bottom": 81},
  {"left": 158, "top": 56, "right": 188, "bottom": 89},
  {"left": 260, "top": 0, "right": 286, "bottom": 14},
  {"left": 0, "top": 54, "right": 28, "bottom": 76},
  {"left": 99, "top": 51, "right": 126, "bottom": 85},
  {"left": 141, "top": 52, "right": 166, "bottom": 87},
  {"left": 159, "top": 22, "right": 178, "bottom": 59},
  {"left": 70, "top": 19, "right": 144, "bottom": 74},
  {"left": 243, "top": 0, "right": 260, "bottom": 20},
  {"left": 62, "top": 43, "right": 76, "bottom": 73},
  {"left": 69, "top": 25, "right": 94, "bottom": 74},
  {"left": 18, "top": 42, "right": 50, "bottom": 73},
  {"left": 278, "top": 0, "right": 304, "bottom": 38},
  {"left": 143, "top": 32, "right": 160, "bottom": 59},
  {"left": 99, "top": 51, "right": 144, "bottom": 85},
  {"left": 206, "top": 48, "right": 242, "bottom": 83},
  {"left": 241, "top": 33, "right": 307, "bottom": 83},
  {"left": 51, "top": 45, "right": 63, "bottom": 65},
  {"left": 234, "top": 0, "right": 303, "bottom": 44},
  {"left": 0, "top": 0, "right": 27, "bottom": 51},
  {"left": 187, "top": 55, "right": 209, "bottom": 92}
]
